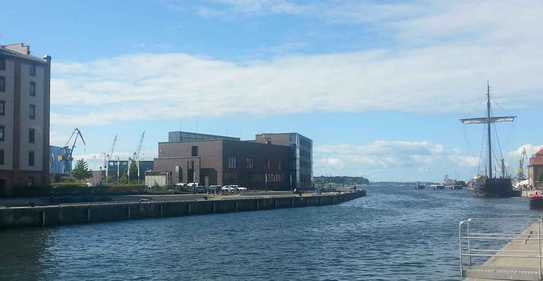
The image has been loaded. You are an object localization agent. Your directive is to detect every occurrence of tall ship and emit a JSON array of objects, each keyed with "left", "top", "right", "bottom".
[{"left": 460, "top": 83, "right": 517, "bottom": 198}]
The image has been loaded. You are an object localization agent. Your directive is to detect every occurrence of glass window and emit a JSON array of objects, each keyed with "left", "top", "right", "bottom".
[
  {"left": 29, "top": 128, "right": 35, "bottom": 144},
  {"left": 0, "top": 149, "right": 4, "bottom": 165},
  {"left": 0, "top": 57, "right": 5, "bottom": 71},
  {"left": 29, "top": 151, "right": 35, "bottom": 166},
  {"left": 30, "top": 64, "right": 36, "bottom": 76},
  {"left": 29, "top": 104, "right": 36, "bottom": 119},
  {"left": 0, "top": 100, "right": 4, "bottom": 116},
  {"left": 227, "top": 156, "right": 237, "bottom": 169},
  {"left": 246, "top": 158, "right": 254, "bottom": 169},
  {"left": 191, "top": 146, "right": 198, "bottom": 157},
  {"left": 30, "top": 82, "right": 36, "bottom": 96},
  {"left": 0, "top": 125, "right": 4, "bottom": 142},
  {"left": 0, "top": 76, "right": 5, "bottom": 92}
]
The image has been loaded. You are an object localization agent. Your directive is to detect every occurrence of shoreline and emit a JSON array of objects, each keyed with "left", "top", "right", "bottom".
[{"left": 0, "top": 190, "right": 366, "bottom": 229}]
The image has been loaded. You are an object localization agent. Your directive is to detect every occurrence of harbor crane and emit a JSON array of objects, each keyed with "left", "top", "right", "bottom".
[
  {"left": 104, "top": 134, "right": 118, "bottom": 183},
  {"left": 128, "top": 131, "right": 145, "bottom": 183},
  {"left": 65, "top": 128, "right": 86, "bottom": 161},
  {"left": 518, "top": 147, "right": 527, "bottom": 180}
]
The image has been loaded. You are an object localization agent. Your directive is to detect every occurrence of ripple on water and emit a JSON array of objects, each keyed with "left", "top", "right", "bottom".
[{"left": 0, "top": 185, "right": 539, "bottom": 281}]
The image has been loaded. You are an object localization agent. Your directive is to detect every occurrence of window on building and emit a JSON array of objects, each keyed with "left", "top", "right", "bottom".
[
  {"left": 29, "top": 104, "right": 36, "bottom": 119},
  {"left": 30, "top": 82, "right": 36, "bottom": 97},
  {"left": 191, "top": 146, "right": 199, "bottom": 157},
  {"left": 29, "top": 128, "right": 35, "bottom": 144},
  {"left": 0, "top": 100, "right": 5, "bottom": 116},
  {"left": 0, "top": 149, "right": 4, "bottom": 165},
  {"left": 30, "top": 64, "right": 36, "bottom": 76},
  {"left": 0, "top": 76, "right": 5, "bottom": 92},
  {"left": 246, "top": 158, "right": 254, "bottom": 169},
  {"left": 0, "top": 57, "right": 5, "bottom": 71},
  {"left": 0, "top": 125, "right": 4, "bottom": 142},
  {"left": 227, "top": 156, "right": 237, "bottom": 169},
  {"left": 28, "top": 151, "right": 35, "bottom": 166}
]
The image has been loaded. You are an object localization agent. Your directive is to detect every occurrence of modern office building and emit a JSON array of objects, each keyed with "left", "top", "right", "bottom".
[
  {"left": 168, "top": 131, "right": 240, "bottom": 143},
  {"left": 154, "top": 131, "right": 293, "bottom": 190},
  {"left": 0, "top": 43, "right": 51, "bottom": 194},
  {"left": 255, "top": 133, "right": 313, "bottom": 189},
  {"left": 152, "top": 131, "right": 312, "bottom": 190}
]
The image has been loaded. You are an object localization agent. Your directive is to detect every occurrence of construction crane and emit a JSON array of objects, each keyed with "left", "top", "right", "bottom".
[
  {"left": 65, "top": 128, "right": 86, "bottom": 161},
  {"left": 518, "top": 147, "right": 527, "bottom": 180},
  {"left": 129, "top": 131, "right": 145, "bottom": 183},
  {"left": 104, "top": 134, "right": 118, "bottom": 183}
]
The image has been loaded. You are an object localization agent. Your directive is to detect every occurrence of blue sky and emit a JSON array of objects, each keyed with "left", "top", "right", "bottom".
[{"left": 2, "top": 0, "right": 542, "bottom": 181}]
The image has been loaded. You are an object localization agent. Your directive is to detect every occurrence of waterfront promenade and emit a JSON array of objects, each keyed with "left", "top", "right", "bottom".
[
  {"left": 465, "top": 220, "right": 543, "bottom": 281},
  {"left": 0, "top": 190, "right": 366, "bottom": 229}
]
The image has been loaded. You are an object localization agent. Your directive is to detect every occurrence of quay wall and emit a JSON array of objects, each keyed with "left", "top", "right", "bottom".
[{"left": 0, "top": 191, "right": 366, "bottom": 229}]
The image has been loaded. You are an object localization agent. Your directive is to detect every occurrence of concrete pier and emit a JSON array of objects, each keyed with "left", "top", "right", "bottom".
[
  {"left": 0, "top": 191, "right": 366, "bottom": 229},
  {"left": 464, "top": 220, "right": 543, "bottom": 281}
]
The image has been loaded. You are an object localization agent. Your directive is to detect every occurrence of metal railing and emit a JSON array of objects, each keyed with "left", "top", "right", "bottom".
[{"left": 459, "top": 217, "right": 543, "bottom": 280}]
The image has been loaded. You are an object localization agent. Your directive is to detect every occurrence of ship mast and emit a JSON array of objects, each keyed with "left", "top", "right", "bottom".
[
  {"left": 486, "top": 82, "right": 492, "bottom": 179},
  {"left": 460, "top": 82, "right": 516, "bottom": 179}
]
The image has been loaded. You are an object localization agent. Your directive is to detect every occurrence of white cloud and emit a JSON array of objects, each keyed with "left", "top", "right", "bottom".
[
  {"left": 314, "top": 141, "right": 543, "bottom": 181},
  {"left": 314, "top": 141, "right": 480, "bottom": 180},
  {"left": 49, "top": 0, "right": 543, "bottom": 126}
]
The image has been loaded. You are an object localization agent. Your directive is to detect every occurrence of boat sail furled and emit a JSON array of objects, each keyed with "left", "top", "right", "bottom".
[{"left": 460, "top": 82, "right": 517, "bottom": 197}]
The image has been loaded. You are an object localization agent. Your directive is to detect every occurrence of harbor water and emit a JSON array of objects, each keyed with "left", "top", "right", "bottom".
[{"left": 0, "top": 184, "right": 539, "bottom": 281}]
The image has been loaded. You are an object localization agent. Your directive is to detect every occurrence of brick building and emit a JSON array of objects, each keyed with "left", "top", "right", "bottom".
[
  {"left": 529, "top": 148, "right": 543, "bottom": 189},
  {"left": 0, "top": 43, "right": 51, "bottom": 195},
  {"left": 152, "top": 131, "right": 310, "bottom": 190}
]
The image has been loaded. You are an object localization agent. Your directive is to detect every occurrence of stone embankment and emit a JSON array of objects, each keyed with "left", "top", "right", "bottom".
[{"left": 0, "top": 191, "right": 366, "bottom": 229}]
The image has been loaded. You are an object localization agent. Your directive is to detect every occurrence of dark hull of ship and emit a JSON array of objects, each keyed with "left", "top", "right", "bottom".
[{"left": 473, "top": 178, "right": 519, "bottom": 198}]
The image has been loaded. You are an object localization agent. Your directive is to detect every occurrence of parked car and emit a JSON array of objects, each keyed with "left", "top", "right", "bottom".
[
  {"left": 207, "top": 185, "right": 221, "bottom": 193},
  {"left": 221, "top": 185, "right": 235, "bottom": 192},
  {"left": 236, "top": 186, "right": 248, "bottom": 192}
]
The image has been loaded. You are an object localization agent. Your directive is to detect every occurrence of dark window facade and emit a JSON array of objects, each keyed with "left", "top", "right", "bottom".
[
  {"left": 0, "top": 100, "right": 4, "bottom": 116},
  {"left": 28, "top": 151, "right": 35, "bottom": 166},
  {"left": 0, "top": 125, "right": 4, "bottom": 142},
  {"left": 0, "top": 57, "right": 5, "bottom": 71},
  {"left": 0, "top": 149, "right": 4, "bottom": 165},
  {"left": 29, "top": 104, "right": 36, "bottom": 119},
  {"left": 29, "top": 128, "right": 35, "bottom": 144},
  {"left": 246, "top": 158, "right": 254, "bottom": 169},
  {"left": 0, "top": 76, "right": 5, "bottom": 92},
  {"left": 227, "top": 156, "right": 237, "bottom": 169},
  {"left": 30, "top": 82, "right": 36, "bottom": 96},
  {"left": 30, "top": 64, "right": 36, "bottom": 76},
  {"left": 191, "top": 146, "right": 198, "bottom": 157}
]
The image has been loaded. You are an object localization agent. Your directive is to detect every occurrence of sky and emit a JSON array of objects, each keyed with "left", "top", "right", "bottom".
[{"left": 1, "top": 0, "right": 542, "bottom": 182}]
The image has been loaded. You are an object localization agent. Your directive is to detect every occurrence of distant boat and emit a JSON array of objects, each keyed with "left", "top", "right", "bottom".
[
  {"left": 415, "top": 183, "right": 426, "bottom": 190},
  {"left": 460, "top": 83, "right": 517, "bottom": 198},
  {"left": 430, "top": 184, "right": 445, "bottom": 190}
]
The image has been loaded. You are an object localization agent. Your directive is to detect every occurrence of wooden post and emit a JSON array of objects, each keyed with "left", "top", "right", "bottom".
[
  {"left": 128, "top": 206, "right": 131, "bottom": 219},
  {"left": 160, "top": 204, "right": 164, "bottom": 217},
  {"left": 87, "top": 208, "right": 91, "bottom": 223},
  {"left": 41, "top": 211, "right": 46, "bottom": 227}
]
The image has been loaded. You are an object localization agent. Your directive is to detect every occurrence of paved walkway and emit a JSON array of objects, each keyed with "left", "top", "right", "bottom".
[{"left": 465, "top": 221, "right": 543, "bottom": 281}]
